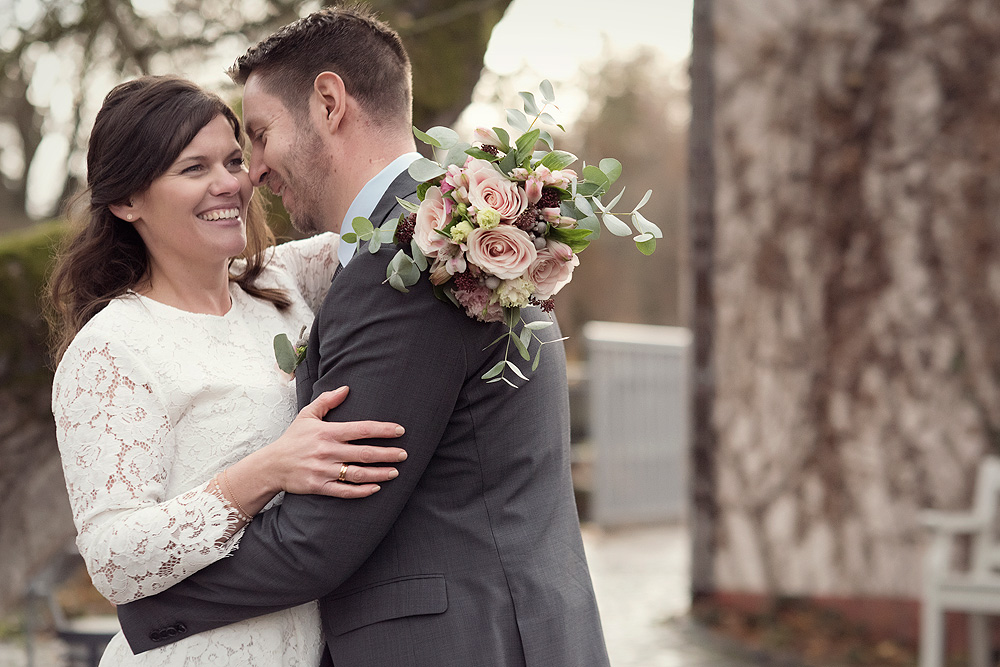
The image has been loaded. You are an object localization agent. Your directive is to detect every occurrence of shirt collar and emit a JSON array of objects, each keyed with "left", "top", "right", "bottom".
[{"left": 338, "top": 152, "right": 422, "bottom": 268}]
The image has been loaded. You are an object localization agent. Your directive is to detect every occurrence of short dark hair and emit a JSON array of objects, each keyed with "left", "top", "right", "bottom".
[{"left": 229, "top": 4, "right": 412, "bottom": 127}]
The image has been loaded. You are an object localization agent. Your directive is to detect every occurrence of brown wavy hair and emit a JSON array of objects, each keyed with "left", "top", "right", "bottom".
[{"left": 47, "top": 75, "right": 290, "bottom": 364}]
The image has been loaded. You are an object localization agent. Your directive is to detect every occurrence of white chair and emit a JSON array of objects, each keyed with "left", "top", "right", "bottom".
[{"left": 921, "top": 456, "right": 1000, "bottom": 667}]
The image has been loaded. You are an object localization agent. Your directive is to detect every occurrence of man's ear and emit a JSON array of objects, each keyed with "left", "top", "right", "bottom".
[{"left": 313, "top": 71, "right": 348, "bottom": 133}]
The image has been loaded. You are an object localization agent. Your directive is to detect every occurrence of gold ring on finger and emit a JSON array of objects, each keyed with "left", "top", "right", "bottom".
[{"left": 338, "top": 463, "right": 349, "bottom": 483}]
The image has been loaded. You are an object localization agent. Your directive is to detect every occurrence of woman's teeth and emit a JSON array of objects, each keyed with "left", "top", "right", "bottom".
[{"left": 198, "top": 208, "right": 240, "bottom": 221}]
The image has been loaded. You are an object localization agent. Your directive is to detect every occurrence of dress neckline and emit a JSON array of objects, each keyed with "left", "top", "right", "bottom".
[{"left": 126, "top": 284, "right": 238, "bottom": 319}]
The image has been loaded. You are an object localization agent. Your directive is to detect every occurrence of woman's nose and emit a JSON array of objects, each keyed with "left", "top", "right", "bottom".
[{"left": 210, "top": 166, "right": 241, "bottom": 195}]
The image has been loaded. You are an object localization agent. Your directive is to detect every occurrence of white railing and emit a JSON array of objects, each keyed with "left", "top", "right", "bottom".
[{"left": 584, "top": 322, "right": 690, "bottom": 526}]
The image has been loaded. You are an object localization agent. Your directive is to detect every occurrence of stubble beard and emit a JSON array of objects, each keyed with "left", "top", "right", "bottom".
[{"left": 285, "top": 124, "right": 330, "bottom": 236}]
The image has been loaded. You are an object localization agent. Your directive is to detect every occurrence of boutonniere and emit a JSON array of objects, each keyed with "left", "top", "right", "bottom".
[
  {"left": 273, "top": 325, "right": 308, "bottom": 377},
  {"left": 343, "top": 81, "right": 659, "bottom": 387}
]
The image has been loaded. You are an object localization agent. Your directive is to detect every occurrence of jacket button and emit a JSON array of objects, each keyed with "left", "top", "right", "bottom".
[
  {"left": 149, "top": 631, "right": 162, "bottom": 642},
  {"left": 175, "top": 623, "right": 187, "bottom": 633}
]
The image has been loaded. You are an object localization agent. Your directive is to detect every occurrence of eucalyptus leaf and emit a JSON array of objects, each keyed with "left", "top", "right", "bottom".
[
  {"left": 352, "top": 216, "right": 374, "bottom": 236},
  {"left": 538, "top": 112, "right": 558, "bottom": 126},
  {"left": 632, "top": 211, "right": 663, "bottom": 238},
  {"left": 577, "top": 215, "right": 601, "bottom": 237},
  {"left": 524, "top": 320, "right": 554, "bottom": 330},
  {"left": 582, "top": 165, "right": 610, "bottom": 189},
  {"left": 506, "top": 108, "right": 529, "bottom": 133},
  {"left": 482, "top": 360, "right": 506, "bottom": 380},
  {"left": 425, "top": 126, "right": 460, "bottom": 150},
  {"left": 408, "top": 158, "right": 447, "bottom": 181},
  {"left": 537, "top": 130, "right": 554, "bottom": 151},
  {"left": 395, "top": 196, "right": 421, "bottom": 214},
  {"left": 576, "top": 181, "right": 604, "bottom": 198},
  {"left": 539, "top": 79, "right": 555, "bottom": 103},
  {"left": 412, "top": 126, "right": 441, "bottom": 147},
  {"left": 636, "top": 237, "right": 656, "bottom": 255},
  {"left": 505, "top": 360, "right": 530, "bottom": 382},
  {"left": 410, "top": 239, "right": 428, "bottom": 271},
  {"left": 540, "top": 150, "right": 578, "bottom": 172},
  {"left": 273, "top": 334, "right": 297, "bottom": 374},
  {"left": 369, "top": 233, "right": 382, "bottom": 253},
  {"left": 602, "top": 213, "right": 632, "bottom": 237},
  {"left": 532, "top": 346, "right": 542, "bottom": 371},
  {"left": 635, "top": 188, "right": 653, "bottom": 211},
  {"left": 341, "top": 232, "right": 358, "bottom": 243},
  {"left": 511, "top": 331, "right": 530, "bottom": 361},
  {"left": 504, "top": 307, "right": 521, "bottom": 328},
  {"left": 484, "top": 332, "right": 510, "bottom": 350},
  {"left": 388, "top": 273, "right": 407, "bottom": 292},
  {"left": 599, "top": 157, "right": 623, "bottom": 184},
  {"left": 634, "top": 232, "right": 654, "bottom": 243},
  {"left": 573, "top": 194, "right": 594, "bottom": 216},
  {"left": 607, "top": 187, "right": 626, "bottom": 211},
  {"left": 519, "top": 326, "right": 532, "bottom": 352},
  {"left": 444, "top": 141, "right": 473, "bottom": 167},
  {"left": 519, "top": 91, "right": 539, "bottom": 116}
]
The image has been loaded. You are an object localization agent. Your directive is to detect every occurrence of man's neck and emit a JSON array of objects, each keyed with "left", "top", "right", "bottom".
[{"left": 328, "top": 128, "right": 416, "bottom": 234}]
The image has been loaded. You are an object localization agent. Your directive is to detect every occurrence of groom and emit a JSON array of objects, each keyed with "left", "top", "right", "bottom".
[{"left": 117, "top": 6, "right": 609, "bottom": 666}]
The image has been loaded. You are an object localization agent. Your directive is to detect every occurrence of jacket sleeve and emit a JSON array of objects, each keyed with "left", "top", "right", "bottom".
[{"left": 116, "top": 246, "right": 475, "bottom": 653}]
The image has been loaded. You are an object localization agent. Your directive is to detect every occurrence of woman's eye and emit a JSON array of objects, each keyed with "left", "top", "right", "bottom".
[
  {"left": 229, "top": 157, "right": 246, "bottom": 170},
  {"left": 181, "top": 164, "right": 203, "bottom": 174}
]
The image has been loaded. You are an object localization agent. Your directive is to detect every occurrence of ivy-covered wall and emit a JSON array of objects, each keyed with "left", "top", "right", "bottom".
[{"left": 0, "top": 222, "right": 77, "bottom": 614}]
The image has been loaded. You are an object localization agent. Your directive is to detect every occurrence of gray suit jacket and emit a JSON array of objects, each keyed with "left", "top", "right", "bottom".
[{"left": 117, "top": 171, "right": 609, "bottom": 667}]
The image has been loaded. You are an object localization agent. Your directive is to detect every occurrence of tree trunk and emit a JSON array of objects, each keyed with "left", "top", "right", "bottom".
[{"left": 705, "top": 0, "right": 1000, "bottom": 599}]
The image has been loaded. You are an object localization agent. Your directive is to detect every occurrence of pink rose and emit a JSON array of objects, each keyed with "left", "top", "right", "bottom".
[
  {"left": 454, "top": 284, "right": 504, "bottom": 323},
  {"left": 414, "top": 186, "right": 452, "bottom": 256},
  {"left": 528, "top": 240, "right": 578, "bottom": 300},
  {"left": 465, "top": 226, "right": 537, "bottom": 280},
  {"left": 468, "top": 171, "right": 528, "bottom": 221}
]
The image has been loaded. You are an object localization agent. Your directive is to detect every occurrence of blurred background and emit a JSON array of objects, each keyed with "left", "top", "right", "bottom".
[{"left": 6, "top": 0, "right": 1000, "bottom": 666}]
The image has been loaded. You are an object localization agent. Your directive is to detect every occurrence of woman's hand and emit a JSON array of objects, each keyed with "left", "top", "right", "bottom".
[{"left": 223, "top": 386, "right": 407, "bottom": 513}]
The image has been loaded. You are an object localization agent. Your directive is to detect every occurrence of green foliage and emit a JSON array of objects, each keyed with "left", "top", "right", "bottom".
[{"left": 0, "top": 222, "right": 66, "bottom": 397}]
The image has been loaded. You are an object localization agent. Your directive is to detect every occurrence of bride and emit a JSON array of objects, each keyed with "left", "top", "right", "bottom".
[{"left": 47, "top": 75, "right": 406, "bottom": 665}]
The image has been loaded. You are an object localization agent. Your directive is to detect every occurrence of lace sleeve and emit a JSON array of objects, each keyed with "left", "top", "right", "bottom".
[
  {"left": 268, "top": 232, "right": 340, "bottom": 314},
  {"left": 52, "top": 338, "right": 249, "bottom": 605}
]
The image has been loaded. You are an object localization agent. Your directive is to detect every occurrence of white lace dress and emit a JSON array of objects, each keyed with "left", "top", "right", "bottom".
[{"left": 52, "top": 233, "right": 339, "bottom": 666}]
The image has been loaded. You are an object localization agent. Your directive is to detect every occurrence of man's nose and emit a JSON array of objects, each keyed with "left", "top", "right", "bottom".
[{"left": 248, "top": 153, "right": 269, "bottom": 188}]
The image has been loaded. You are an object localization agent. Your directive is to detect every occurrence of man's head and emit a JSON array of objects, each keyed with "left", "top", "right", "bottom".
[{"left": 230, "top": 4, "right": 414, "bottom": 233}]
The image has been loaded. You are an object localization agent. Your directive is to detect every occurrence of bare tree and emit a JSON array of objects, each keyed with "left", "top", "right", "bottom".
[{"left": 0, "top": 0, "right": 512, "bottom": 230}]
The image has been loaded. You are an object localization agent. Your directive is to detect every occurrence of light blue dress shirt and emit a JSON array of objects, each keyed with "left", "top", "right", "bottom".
[{"left": 337, "top": 152, "right": 423, "bottom": 268}]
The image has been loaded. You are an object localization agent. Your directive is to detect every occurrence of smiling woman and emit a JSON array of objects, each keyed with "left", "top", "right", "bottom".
[
  {"left": 43, "top": 75, "right": 409, "bottom": 666},
  {"left": 110, "top": 114, "right": 254, "bottom": 314}
]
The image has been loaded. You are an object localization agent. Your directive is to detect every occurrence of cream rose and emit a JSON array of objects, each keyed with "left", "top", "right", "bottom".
[
  {"left": 414, "top": 186, "right": 451, "bottom": 256},
  {"left": 528, "top": 240, "right": 578, "bottom": 300},
  {"left": 468, "top": 171, "right": 528, "bottom": 221},
  {"left": 465, "top": 226, "right": 537, "bottom": 280}
]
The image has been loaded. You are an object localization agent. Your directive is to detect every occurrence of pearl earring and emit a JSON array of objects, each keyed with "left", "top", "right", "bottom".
[{"left": 127, "top": 214, "right": 133, "bottom": 220}]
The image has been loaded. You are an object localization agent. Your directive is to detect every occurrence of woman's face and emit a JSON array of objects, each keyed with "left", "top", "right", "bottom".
[{"left": 129, "top": 114, "right": 253, "bottom": 274}]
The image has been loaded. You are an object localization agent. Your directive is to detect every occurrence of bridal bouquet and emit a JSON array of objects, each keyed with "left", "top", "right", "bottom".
[{"left": 344, "top": 81, "right": 660, "bottom": 387}]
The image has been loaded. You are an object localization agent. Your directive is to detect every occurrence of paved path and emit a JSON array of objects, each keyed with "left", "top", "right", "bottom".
[
  {"left": 583, "top": 523, "right": 770, "bottom": 666},
  {"left": 1, "top": 523, "right": 768, "bottom": 667}
]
